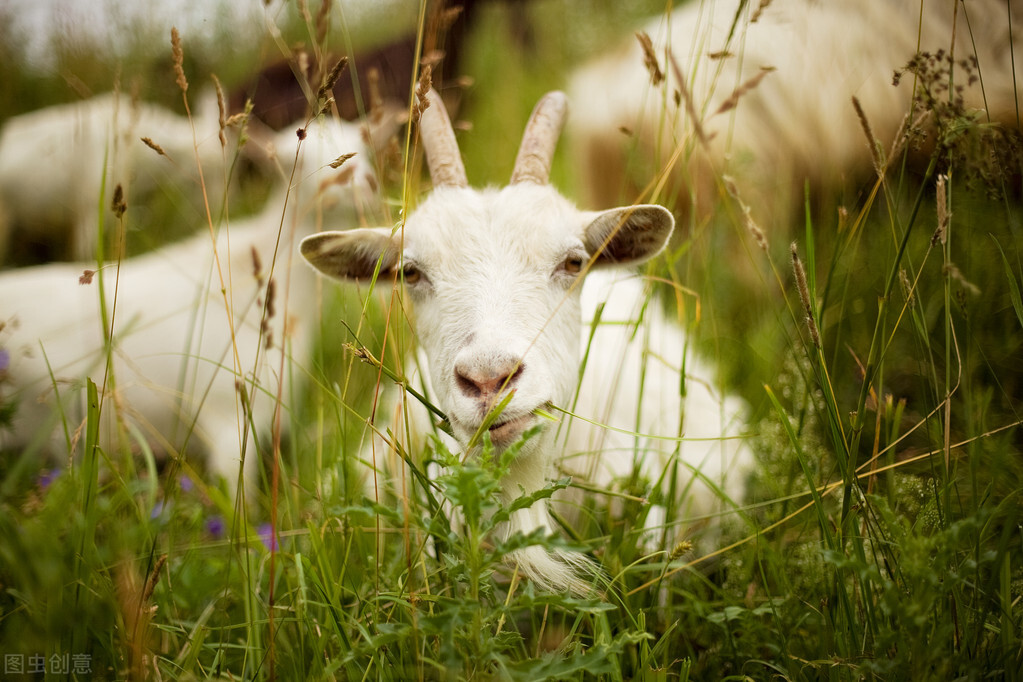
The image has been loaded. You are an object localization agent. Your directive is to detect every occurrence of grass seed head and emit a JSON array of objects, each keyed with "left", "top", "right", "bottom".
[
  {"left": 171, "top": 27, "right": 188, "bottom": 93},
  {"left": 317, "top": 56, "right": 349, "bottom": 103},
  {"left": 791, "top": 243, "right": 821, "bottom": 348},
  {"left": 636, "top": 31, "right": 664, "bottom": 86},
  {"left": 213, "top": 73, "right": 227, "bottom": 147},
  {"left": 315, "top": 0, "right": 332, "bottom": 47},
  {"left": 111, "top": 184, "right": 126, "bottom": 218},
  {"left": 141, "top": 137, "right": 166, "bottom": 157},
  {"left": 852, "top": 96, "right": 883, "bottom": 176},
  {"left": 751, "top": 0, "right": 774, "bottom": 22},
  {"left": 714, "top": 67, "right": 775, "bottom": 117},
  {"left": 251, "top": 246, "right": 264, "bottom": 287},
  {"left": 933, "top": 173, "right": 949, "bottom": 246},
  {"left": 367, "top": 67, "right": 383, "bottom": 122},
  {"left": 414, "top": 65, "right": 433, "bottom": 122},
  {"left": 329, "top": 152, "right": 357, "bottom": 169},
  {"left": 899, "top": 268, "right": 915, "bottom": 306},
  {"left": 668, "top": 539, "right": 693, "bottom": 561}
]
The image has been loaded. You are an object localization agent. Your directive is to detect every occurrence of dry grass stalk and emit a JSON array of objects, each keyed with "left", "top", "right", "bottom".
[
  {"left": 251, "top": 246, "right": 264, "bottom": 287},
  {"left": 852, "top": 96, "right": 883, "bottom": 176},
  {"left": 791, "top": 242, "right": 821, "bottom": 348},
  {"left": 439, "top": 5, "right": 463, "bottom": 33},
  {"left": 636, "top": 31, "right": 665, "bottom": 86},
  {"left": 329, "top": 152, "right": 358, "bottom": 169},
  {"left": 668, "top": 539, "right": 693, "bottom": 561},
  {"left": 724, "top": 175, "right": 768, "bottom": 252},
  {"left": 317, "top": 56, "right": 349, "bottom": 103},
  {"left": 886, "top": 111, "right": 911, "bottom": 162},
  {"left": 414, "top": 65, "right": 434, "bottom": 122},
  {"left": 171, "top": 27, "right": 188, "bottom": 93},
  {"left": 213, "top": 73, "right": 227, "bottom": 147},
  {"left": 111, "top": 184, "right": 126, "bottom": 219},
  {"left": 143, "top": 554, "right": 167, "bottom": 602},
  {"left": 423, "top": 2, "right": 462, "bottom": 66},
  {"left": 668, "top": 51, "right": 710, "bottom": 150},
  {"left": 751, "top": 0, "right": 774, "bottom": 23},
  {"left": 743, "top": 207, "right": 768, "bottom": 253},
  {"left": 943, "top": 262, "right": 980, "bottom": 296},
  {"left": 141, "top": 137, "right": 166, "bottom": 157},
  {"left": 261, "top": 277, "right": 277, "bottom": 350},
  {"left": 367, "top": 67, "right": 384, "bottom": 122},
  {"left": 117, "top": 554, "right": 166, "bottom": 680},
  {"left": 933, "top": 173, "right": 949, "bottom": 245},
  {"left": 899, "top": 268, "right": 915, "bottom": 306},
  {"left": 315, "top": 0, "right": 332, "bottom": 47},
  {"left": 317, "top": 97, "right": 336, "bottom": 118},
  {"left": 713, "top": 66, "right": 775, "bottom": 116},
  {"left": 225, "top": 112, "right": 247, "bottom": 128}
]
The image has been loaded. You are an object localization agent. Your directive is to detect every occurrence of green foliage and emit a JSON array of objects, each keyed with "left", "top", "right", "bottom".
[{"left": 1, "top": 0, "right": 1022, "bottom": 680}]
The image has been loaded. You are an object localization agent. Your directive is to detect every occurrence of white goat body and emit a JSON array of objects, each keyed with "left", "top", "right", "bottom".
[
  {"left": 569, "top": 0, "right": 1021, "bottom": 219},
  {"left": 0, "top": 91, "right": 225, "bottom": 264},
  {"left": 302, "top": 91, "right": 750, "bottom": 594},
  {"left": 0, "top": 117, "right": 376, "bottom": 490}
]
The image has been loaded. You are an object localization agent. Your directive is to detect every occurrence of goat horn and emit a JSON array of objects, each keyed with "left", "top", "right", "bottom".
[
  {"left": 510, "top": 91, "right": 568, "bottom": 185},
  {"left": 418, "top": 88, "right": 468, "bottom": 188}
]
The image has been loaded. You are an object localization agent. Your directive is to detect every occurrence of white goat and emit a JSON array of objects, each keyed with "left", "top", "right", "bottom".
[
  {"left": 301, "top": 89, "right": 751, "bottom": 594},
  {"left": 0, "top": 115, "right": 378, "bottom": 492},
  {"left": 569, "top": 0, "right": 1021, "bottom": 221},
  {"left": 0, "top": 91, "right": 225, "bottom": 264}
]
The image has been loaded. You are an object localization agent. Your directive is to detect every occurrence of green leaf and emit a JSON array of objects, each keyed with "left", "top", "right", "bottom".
[{"left": 993, "top": 236, "right": 1023, "bottom": 330}]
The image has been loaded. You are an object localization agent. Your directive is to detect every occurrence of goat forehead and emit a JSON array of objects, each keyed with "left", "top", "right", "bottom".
[{"left": 406, "top": 186, "right": 581, "bottom": 266}]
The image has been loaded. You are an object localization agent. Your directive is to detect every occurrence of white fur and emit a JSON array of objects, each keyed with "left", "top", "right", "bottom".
[
  {"left": 569, "top": 0, "right": 1021, "bottom": 217},
  {"left": 0, "top": 117, "right": 378, "bottom": 491},
  {"left": 302, "top": 169, "right": 751, "bottom": 594},
  {"left": 0, "top": 91, "right": 225, "bottom": 263}
]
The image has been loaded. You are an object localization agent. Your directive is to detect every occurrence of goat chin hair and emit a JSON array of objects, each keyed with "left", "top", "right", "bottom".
[
  {"left": 505, "top": 545, "right": 604, "bottom": 598},
  {"left": 498, "top": 504, "right": 607, "bottom": 597}
]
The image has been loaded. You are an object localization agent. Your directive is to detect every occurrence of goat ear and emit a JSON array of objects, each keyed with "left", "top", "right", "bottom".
[
  {"left": 300, "top": 228, "right": 400, "bottom": 282},
  {"left": 582, "top": 205, "right": 675, "bottom": 266}
]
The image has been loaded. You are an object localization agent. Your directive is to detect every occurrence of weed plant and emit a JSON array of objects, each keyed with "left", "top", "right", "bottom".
[{"left": 1, "top": 1, "right": 1021, "bottom": 680}]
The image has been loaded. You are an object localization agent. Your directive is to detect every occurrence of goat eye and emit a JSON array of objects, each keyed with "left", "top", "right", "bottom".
[
  {"left": 401, "top": 263, "right": 421, "bottom": 285},
  {"left": 562, "top": 256, "right": 584, "bottom": 275}
]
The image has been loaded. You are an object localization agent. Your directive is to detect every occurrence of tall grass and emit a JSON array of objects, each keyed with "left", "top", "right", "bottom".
[{"left": 1, "top": 1, "right": 1021, "bottom": 680}]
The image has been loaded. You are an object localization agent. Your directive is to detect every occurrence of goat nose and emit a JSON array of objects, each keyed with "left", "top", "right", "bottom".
[{"left": 455, "top": 358, "right": 525, "bottom": 400}]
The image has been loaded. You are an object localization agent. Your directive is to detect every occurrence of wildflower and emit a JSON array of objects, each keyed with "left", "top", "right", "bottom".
[
  {"left": 37, "top": 468, "right": 60, "bottom": 490},
  {"left": 205, "top": 515, "right": 225, "bottom": 539},
  {"left": 258, "top": 522, "right": 278, "bottom": 551}
]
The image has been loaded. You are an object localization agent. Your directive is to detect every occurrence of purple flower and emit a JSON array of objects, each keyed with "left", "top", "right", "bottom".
[
  {"left": 179, "top": 474, "right": 194, "bottom": 493},
  {"left": 205, "top": 515, "right": 225, "bottom": 539},
  {"left": 258, "top": 523, "right": 279, "bottom": 552},
  {"left": 150, "top": 500, "right": 165, "bottom": 519},
  {"left": 0, "top": 348, "right": 9, "bottom": 372},
  {"left": 37, "top": 468, "right": 60, "bottom": 490}
]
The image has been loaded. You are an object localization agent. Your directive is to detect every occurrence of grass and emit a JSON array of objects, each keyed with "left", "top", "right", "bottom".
[{"left": 1, "top": 0, "right": 1022, "bottom": 680}]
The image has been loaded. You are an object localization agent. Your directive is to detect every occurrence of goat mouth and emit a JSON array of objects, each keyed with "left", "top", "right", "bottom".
[{"left": 486, "top": 412, "right": 542, "bottom": 446}]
